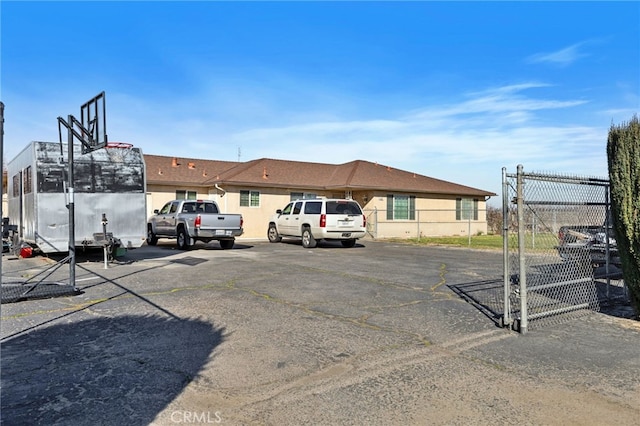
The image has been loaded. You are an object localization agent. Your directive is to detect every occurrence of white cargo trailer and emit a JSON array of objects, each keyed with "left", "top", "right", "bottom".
[{"left": 6, "top": 141, "right": 147, "bottom": 254}]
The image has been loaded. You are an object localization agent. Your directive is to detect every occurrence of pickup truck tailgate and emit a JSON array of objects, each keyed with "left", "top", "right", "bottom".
[{"left": 196, "top": 214, "right": 243, "bottom": 236}]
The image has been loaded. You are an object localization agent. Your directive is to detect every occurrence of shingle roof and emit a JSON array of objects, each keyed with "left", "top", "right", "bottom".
[
  {"left": 144, "top": 155, "right": 238, "bottom": 187},
  {"left": 144, "top": 155, "right": 495, "bottom": 197}
]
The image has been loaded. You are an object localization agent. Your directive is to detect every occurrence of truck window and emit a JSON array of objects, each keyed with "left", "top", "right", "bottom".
[
  {"left": 197, "top": 202, "right": 218, "bottom": 214},
  {"left": 169, "top": 202, "right": 179, "bottom": 214},
  {"left": 182, "top": 203, "right": 196, "bottom": 213},
  {"left": 159, "top": 202, "right": 172, "bottom": 215}
]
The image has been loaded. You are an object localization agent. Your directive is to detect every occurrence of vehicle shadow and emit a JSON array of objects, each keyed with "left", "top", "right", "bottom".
[
  {"left": 37, "top": 242, "right": 255, "bottom": 265},
  {"left": 276, "top": 239, "right": 366, "bottom": 249},
  {"left": 1, "top": 315, "right": 225, "bottom": 425}
]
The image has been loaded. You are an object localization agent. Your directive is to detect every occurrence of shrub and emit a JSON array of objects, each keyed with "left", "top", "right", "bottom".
[{"left": 607, "top": 115, "right": 640, "bottom": 316}]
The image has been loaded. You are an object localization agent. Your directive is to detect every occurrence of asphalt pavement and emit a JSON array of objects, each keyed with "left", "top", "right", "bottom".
[{"left": 1, "top": 239, "right": 638, "bottom": 425}]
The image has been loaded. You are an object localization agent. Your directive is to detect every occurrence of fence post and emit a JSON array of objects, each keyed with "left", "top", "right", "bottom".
[
  {"left": 502, "top": 167, "right": 512, "bottom": 328},
  {"left": 517, "top": 164, "right": 528, "bottom": 333}
]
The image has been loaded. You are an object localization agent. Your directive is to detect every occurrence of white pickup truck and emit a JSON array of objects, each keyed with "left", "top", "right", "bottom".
[{"left": 147, "top": 199, "right": 243, "bottom": 250}]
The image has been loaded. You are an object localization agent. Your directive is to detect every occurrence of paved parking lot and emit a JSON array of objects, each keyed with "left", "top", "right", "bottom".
[{"left": 1, "top": 239, "right": 639, "bottom": 425}]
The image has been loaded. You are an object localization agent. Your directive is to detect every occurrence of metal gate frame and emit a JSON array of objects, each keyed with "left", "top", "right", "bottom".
[{"left": 502, "top": 165, "right": 613, "bottom": 334}]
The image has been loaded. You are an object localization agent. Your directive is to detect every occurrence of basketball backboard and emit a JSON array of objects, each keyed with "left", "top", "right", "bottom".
[{"left": 80, "top": 91, "right": 107, "bottom": 151}]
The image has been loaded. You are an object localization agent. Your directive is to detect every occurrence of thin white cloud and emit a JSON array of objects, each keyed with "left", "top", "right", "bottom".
[
  {"left": 222, "top": 83, "right": 602, "bottom": 175},
  {"left": 526, "top": 42, "right": 589, "bottom": 67}
]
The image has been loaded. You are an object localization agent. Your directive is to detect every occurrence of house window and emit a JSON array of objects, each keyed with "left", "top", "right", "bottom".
[
  {"left": 386, "top": 195, "right": 415, "bottom": 220},
  {"left": 290, "top": 192, "right": 317, "bottom": 201},
  {"left": 456, "top": 198, "right": 478, "bottom": 220},
  {"left": 176, "top": 190, "right": 197, "bottom": 200},
  {"left": 240, "top": 190, "right": 260, "bottom": 207}
]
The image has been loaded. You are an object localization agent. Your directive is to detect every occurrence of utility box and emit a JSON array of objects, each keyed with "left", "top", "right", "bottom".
[{"left": 6, "top": 141, "right": 147, "bottom": 254}]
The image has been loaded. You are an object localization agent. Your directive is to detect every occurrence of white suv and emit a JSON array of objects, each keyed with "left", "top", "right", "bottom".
[{"left": 268, "top": 199, "right": 367, "bottom": 248}]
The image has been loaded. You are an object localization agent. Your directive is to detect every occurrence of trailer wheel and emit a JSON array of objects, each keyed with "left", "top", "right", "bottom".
[
  {"left": 177, "top": 227, "right": 191, "bottom": 250},
  {"left": 146, "top": 226, "right": 158, "bottom": 246}
]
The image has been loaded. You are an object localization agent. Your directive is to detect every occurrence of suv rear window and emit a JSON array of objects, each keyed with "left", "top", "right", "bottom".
[{"left": 326, "top": 201, "right": 362, "bottom": 215}]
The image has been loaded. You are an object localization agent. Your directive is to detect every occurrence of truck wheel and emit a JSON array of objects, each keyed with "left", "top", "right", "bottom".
[
  {"left": 177, "top": 228, "right": 191, "bottom": 250},
  {"left": 219, "top": 239, "right": 234, "bottom": 250},
  {"left": 341, "top": 239, "right": 356, "bottom": 248},
  {"left": 146, "top": 226, "right": 158, "bottom": 246},
  {"left": 267, "top": 224, "right": 282, "bottom": 243},
  {"left": 301, "top": 227, "right": 317, "bottom": 248}
]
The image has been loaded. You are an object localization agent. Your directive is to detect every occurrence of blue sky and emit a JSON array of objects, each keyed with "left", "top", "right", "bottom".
[{"left": 2, "top": 1, "right": 639, "bottom": 201}]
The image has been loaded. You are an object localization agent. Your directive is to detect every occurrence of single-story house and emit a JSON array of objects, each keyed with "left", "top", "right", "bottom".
[{"left": 143, "top": 155, "right": 496, "bottom": 240}]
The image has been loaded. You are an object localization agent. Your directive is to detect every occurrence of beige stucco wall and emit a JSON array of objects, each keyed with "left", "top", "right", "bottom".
[
  {"left": 359, "top": 190, "right": 488, "bottom": 239},
  {"left": 145, "top": 185, "right": 489, "bottom": 240}
]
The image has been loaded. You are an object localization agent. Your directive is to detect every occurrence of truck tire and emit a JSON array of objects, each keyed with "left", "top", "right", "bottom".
[
  {"left": 267, "top": 224, "right": 282, "bottom": 243},
  {"left": 219, "top": 239, "right": 234, "bottom": 250},
  {"left": 341, "top": 239, "right": 356, "bottom": 248},
  {"left": 146, "top": 226, "right": 158, "bottom": 246},
  {"left": 177, "top": 227, "right": 191, "bottom": 250},
  {"left": 301, "top": 227, "right": 317, "bottom": 249}
]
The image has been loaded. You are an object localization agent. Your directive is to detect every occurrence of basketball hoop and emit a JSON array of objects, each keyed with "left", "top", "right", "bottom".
[
  {"left": 106, "top": 142, "right": 133, "bottom": 149},
  {"left": 105, "top": 142, "right": 134, "bottom": 163}
]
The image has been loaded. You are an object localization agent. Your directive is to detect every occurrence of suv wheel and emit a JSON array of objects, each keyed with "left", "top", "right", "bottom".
[
  {"left": 301, "top": 228, "right": 317, "bottom": 248},
  {"left": 341, "top": 239, "right": 356, "bottom": 248},
  {"left": 267, "top": 224, "right": 282, "bottom": 243}
]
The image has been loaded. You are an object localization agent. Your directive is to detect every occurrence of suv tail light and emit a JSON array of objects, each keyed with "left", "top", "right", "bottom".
[
  {"left": 195, "top": 214, "right": 201, "bottom": 229},
  {"left": 363, "top": 214, "right": 367, "bottom": 228},
  {"left": 320, "top": 214, "right": 326, "bottom": 228}
]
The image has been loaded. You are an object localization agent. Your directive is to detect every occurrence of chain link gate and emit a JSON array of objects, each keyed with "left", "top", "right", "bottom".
[{"left": 502, "top": 165, "right": 615, "bottom": 334}]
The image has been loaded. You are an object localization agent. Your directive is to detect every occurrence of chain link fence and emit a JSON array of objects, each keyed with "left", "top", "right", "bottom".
[
  {"left": 363, "top": 208, "right": 489, "bottom": 239},
  {"left": 501, "top": 165, "right": 626, "bottom": 333}
]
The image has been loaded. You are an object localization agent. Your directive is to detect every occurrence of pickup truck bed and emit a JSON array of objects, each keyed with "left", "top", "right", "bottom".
[{"left": 556, "top": 224, "right": 620, "bottom": 268}]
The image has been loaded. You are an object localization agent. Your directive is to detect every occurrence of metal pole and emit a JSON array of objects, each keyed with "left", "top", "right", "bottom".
[
  {"left": 0, "top": 100, "right": 3, "bottom": 425},
  {"left": 517, "top": 164, "right": 528, "bottom": 333},
  {"left": 605, "top": 185, "right": 611, "bottom": 300},
  {"left": 102, "top": 213, "right": 108, "bottom": 270},
  {"left": 67, "top": 115, "right": 76, "bottom": 290},
  {"left": 502, "top": 167, "right": 511, "bottom": 328},
  {"left": 1, "top": 101, "right": 5, "bottom": 281}
]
